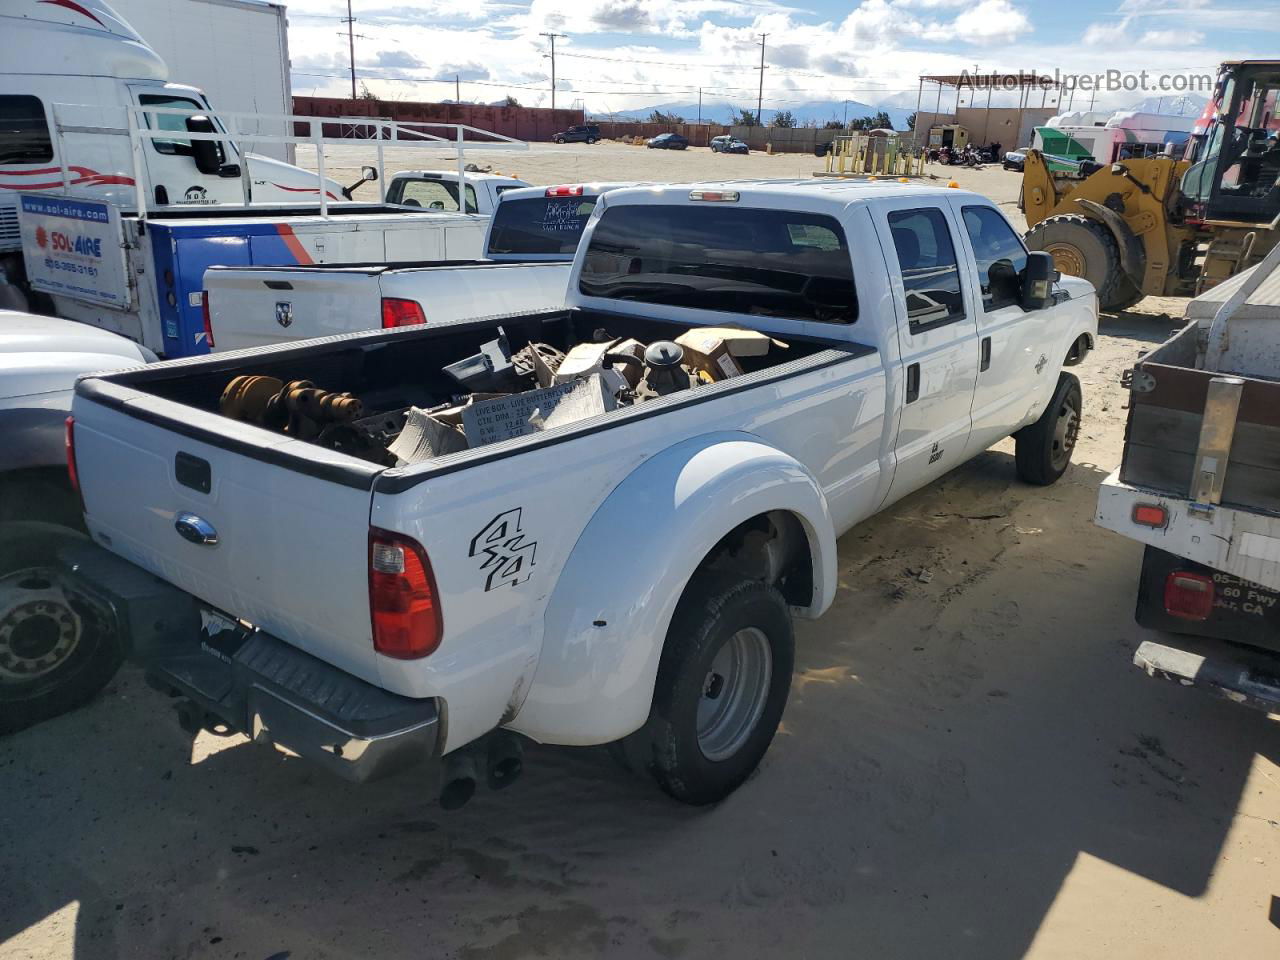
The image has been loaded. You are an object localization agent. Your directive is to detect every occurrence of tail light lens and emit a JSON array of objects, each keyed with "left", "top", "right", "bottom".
[
  {"left": 545, "top": 185, "right": 584, "bottom": 197},
  {"left": 1164, "top": 571, "right": 1215, "bottom": 621},
  {"left": 369, "top": 528, "right": 442, "bottom": 659},
  {"left": 201, "top": 291, "right": 215, "bottom": 349},
  {"left": 382, "top": 297, "right": 426, "bottom": 328},
  {"left": 65, "top": 416, "right": 82, "bottom": 506}
]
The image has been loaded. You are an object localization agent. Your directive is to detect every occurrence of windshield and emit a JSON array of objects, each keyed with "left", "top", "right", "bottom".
[
  {"left": 579, "top": 204, "right": 857, "bottom": 324},
  {"left": 486, "top": 195, "right": 598, "bottom": 255}
]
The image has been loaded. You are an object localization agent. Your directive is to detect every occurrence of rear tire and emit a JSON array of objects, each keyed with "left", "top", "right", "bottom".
[
  {"left": 617, "top": 577, "right": 794, "bottom": 805},
  {"left": 1025, "top": 214, "right": 1137, "bottom": 311},
  {"left": 0, "top": 521, "right": 122, "bottom": 734},
  {"left": 1015, "top": 373, "right": 1082, "bottom": 486}
]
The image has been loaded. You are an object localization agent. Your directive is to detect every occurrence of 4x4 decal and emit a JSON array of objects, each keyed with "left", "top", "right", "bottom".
[{"left": 469, "top": 508, "right": 537, "bottom": 591}]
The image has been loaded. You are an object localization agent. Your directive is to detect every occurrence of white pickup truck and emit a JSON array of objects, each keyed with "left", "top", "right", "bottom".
[
  {"left": 63, "top": 180, "right": 1097, "bottom": 806},
  {"left": 202, "top": 183, "right": 632, "bottom": 353}
]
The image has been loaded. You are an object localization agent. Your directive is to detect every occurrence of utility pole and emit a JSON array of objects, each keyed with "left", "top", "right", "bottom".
[
  {"left": 698, "top": 87, "right": 702, "bottom": 125},
  {"left": 456, "top": 74, "right": 461, "bottom": 103},
  {"left": 755, "top": 33, "right": 768, "bottom": 126},
  {"left": 540, "top": 32, "right": 566, "bottom": 111},
  {"left": 344, "top": 0, "right": 357, "bottom": 101}
]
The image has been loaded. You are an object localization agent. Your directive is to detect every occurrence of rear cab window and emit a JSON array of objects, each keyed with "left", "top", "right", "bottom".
[
  {"left": 886, "top": 207, "right": 965, "bottom": 331},
  {"left": 0, "top": 95, "right": 53, "bottom": 164},
  {"left": 578, "top": 204, "right": 857, "bottom": 324},
  {"left": 487, "top": 195, "right": 599, "bottom": 255},
  {"left": 388, "top": 178, "right": 479, "bottom": 214}
]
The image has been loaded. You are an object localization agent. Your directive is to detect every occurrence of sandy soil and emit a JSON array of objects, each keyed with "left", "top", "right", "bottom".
[{"left": 3, "top": 144, "right": 1278, "bottom": 960}]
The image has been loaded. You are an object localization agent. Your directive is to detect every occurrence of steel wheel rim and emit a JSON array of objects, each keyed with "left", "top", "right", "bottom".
[
  {"left": 0, "top": 567, "right": 82, "bottom": 683},
  {"left": 697, "top": 627, "right": 772, "bottom": 762},
  {"left": 1051, "top": 393, "right": 1080, "bottom": 471},
  {"left": 1046, "top": 242, "right": 1086, "bottom": 278}
]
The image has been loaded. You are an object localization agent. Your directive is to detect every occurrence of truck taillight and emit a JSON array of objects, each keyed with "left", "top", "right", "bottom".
[
  {"left": 369, "top": 528, "right": 442, "bottom": 659},
  {"left": 1164, "top": 571, "right": 1215, "bottom": 621},
  {"left": 382, "top": 298, "right": 426, "bottom": 328},
  {"left": 201, "top": 291, "right": 215, "bottom": 349},
  {"left": 65, "top": 416, "right": 81, "bottom": 504},
  {"left": 545, "top": 185, "right": 584, "bottom": 197}
]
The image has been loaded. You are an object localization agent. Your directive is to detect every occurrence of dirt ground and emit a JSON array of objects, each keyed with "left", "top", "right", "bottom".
[{"left": 3, "top": 144, "right": 1279, "bottom": 960}]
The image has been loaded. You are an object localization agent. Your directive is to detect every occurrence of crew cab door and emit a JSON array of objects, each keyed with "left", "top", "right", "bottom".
[
  {"left": 948, "top": 200, "right": 1054, "bottom": 457},
  {"left": 878, "top": 200, "right": 980, "bottom": 501},
  {"left": 129, "top": 88, "right": 241, "bottom": 208}
]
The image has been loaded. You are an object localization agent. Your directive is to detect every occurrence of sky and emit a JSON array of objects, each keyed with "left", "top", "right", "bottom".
[{"left": 283, "top": 0, "right": 1275, "bottom": 118}]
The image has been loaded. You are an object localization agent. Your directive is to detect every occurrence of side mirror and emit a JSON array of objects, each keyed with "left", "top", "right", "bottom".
[
  {"left": 1021, "top": 251, "right": 1059, "bottom": 310},
  {"left": 361, "top": 165, "right": 378, "bottom": 182},
  {"left": 184, "top": 115, "right": 221, "bottom": 175}
]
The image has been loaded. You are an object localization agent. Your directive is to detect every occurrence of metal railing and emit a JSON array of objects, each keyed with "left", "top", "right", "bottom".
[{"left": 48, "top": 103, "right": 528, "bottom": 219}]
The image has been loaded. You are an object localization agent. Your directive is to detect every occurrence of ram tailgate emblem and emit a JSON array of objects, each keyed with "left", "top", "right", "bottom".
[{"left": 275, "top": 301, "right": 293, "bottom": 328}]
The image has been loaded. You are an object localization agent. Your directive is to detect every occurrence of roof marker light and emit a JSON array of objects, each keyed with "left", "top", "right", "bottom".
[{"left": 545, "top": 185, "right": 585, "bottom": 197}]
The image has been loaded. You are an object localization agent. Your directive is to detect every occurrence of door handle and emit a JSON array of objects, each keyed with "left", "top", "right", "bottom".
[
  {"left": 980, "top": 336, "right": 992, "bottom": 372},
  {"left": 905, "top": 362, "right": 920, "bottom": 403}
]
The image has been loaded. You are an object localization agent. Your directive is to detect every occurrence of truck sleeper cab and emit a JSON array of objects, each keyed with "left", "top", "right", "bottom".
[{"left": 65, "top": 180, "right": 1097, "bottom": 806}]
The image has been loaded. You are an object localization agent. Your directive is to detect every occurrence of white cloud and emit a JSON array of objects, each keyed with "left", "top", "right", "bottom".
[
  {"left": 1140, "top": 28, "right": 1204, "bottom": 44},
  {"left": 950, "top": 0, "right": 1031, "bottom": 43}
]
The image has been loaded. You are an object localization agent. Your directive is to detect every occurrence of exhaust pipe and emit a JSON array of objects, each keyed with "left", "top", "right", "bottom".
[
  {"left": 439, "top": 752, "right": 478, "bottom": 810},
  {"left": 486, "top": 733, "right": 524, "bottom": 791}
]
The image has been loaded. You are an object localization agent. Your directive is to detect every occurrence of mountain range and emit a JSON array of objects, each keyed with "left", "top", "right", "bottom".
[
  {"left": 585, "top": 93, "right": 1210, "bottom": 129},
  {"left": 587, "top": 99, "right": 914, "bottom": 128}
]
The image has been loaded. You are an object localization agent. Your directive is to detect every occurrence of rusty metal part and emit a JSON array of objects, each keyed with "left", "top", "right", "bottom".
[
  {"left": 219, "top": 376, "right": 363, "bottom": 440},
  {"left": 220, "top": 375, "right": 284, "bottom": 422}
]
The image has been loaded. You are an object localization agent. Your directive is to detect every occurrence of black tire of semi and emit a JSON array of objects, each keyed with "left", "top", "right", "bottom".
[
  {"left": 0, "top": 521, "right": 122, "bottom": 734},
  {"left": 1015, "top": 372, "right": 1082, "bottom": 486},
  {"left": 1024, "top": 214, "right": 1136, "bottom": 311},
  {"left": 616, "top": 577, "right": 794, "bottom": 805}
]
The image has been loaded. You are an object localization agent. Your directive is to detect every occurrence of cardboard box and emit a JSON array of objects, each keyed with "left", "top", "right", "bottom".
[
  {"left": 677, "top": 327, "right": 788, "bottom": 358},
  {"left": 674, "top": 331, "right": 744, "bottom": 382}
]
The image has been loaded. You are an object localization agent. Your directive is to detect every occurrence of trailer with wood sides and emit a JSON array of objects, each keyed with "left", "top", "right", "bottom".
[{"left": 1096, "top": 243, "right": 1280, "bottom": 712}]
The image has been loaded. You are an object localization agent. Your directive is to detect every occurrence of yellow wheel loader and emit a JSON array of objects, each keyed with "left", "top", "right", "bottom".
[{"left": 1023, "top": 60, "right": 1280, "bottom": 311}]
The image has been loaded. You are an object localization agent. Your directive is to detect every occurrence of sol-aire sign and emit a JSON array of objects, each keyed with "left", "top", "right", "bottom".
[{"left": 18, "top": 195, "right": 131, "bottom": 308}]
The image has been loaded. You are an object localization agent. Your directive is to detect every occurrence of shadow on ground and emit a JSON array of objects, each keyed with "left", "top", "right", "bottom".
[{"left": 2, "top": 453, "right": 1277, "bottom": 960}]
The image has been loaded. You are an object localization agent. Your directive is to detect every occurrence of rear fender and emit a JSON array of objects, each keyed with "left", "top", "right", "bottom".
[{"left": 509, "top": 431, "right": 835, "bottom": 745}]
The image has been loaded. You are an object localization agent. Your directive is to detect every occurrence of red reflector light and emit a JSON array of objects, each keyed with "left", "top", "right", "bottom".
[
  {"left": 381, "top": 297, "right": 426, "bottom": 328},
  {"left": 1132, "top": 504, "right": 1168, "bottom": 528},
  {"left": 65, "top": 416, "right": 81, "bottom": 502},
  {"left": 1164, "top": 571, "right": 1215, "bottom": 621},
  {"left": 369, "top": 528, "right": 442, "bottom": 659},
  {"left": 545, "top": 184, "right": 585, "bottom": 197},
  {"left": 200, "top": 291, "right": 215, "bottom": 349},
  {"left": 688, "top": 189, "right": 740, "bottom": 202}
]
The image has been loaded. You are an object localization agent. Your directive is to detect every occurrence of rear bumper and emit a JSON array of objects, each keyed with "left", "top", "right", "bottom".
[
  {"left": 1134, "top": 637, "right": 1280, "bottom": 714},
  {"left": 59, "top": 543, "right": 440, "bottom": 783}
]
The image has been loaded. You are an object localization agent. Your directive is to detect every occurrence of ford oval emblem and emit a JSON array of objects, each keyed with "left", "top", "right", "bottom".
[{"left": 175, "top": 512, "right": 218, "bottom": 546}]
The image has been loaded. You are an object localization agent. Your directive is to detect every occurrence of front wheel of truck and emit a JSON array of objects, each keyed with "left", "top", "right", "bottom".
[
  {"left": 622, "top": 577, "right": 794, "bottom": 805},
  {"left": 0, "top": 521, "right": 122, "bottom": 735},
  {"left": 1014, "top": 372, "right": 1082, "bottom": 486}
]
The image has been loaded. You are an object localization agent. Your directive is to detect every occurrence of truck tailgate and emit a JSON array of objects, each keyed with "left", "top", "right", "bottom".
[
  {"left": 207, "top": 267, "right": 383, "bottom": 353},
  {"left": 71, "top": 387, "right": 385, "bottom": 685},
  {"left": 380, "top": 262, "right": 572, "bottom": 321}
]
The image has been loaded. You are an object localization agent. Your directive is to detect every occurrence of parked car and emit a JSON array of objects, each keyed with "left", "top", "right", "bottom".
[
  {"left": 553, "top": 124, "right": 600, "bottom": 144},
  {"left": 646, "top": 133, "right": 689, "bottom": 150},
  {"left": 712, "top": 136, "right": 749, "bottom": 155},
  {"left": 0, "top": 311, "right": 154, "bottom": 734},
  {"left": 65, "top": 181, "right": 1097, "bottom": 808},
  {"left": 1003, "top": 149, "right": 1027, "bottom": 171}
]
